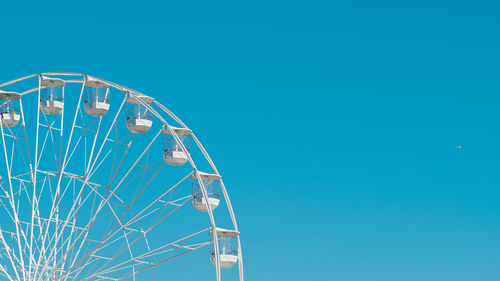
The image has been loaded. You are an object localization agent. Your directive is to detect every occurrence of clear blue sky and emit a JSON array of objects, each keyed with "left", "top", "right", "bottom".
[{"left": 1, "top": 0, "right": 500, "bottom": 280}]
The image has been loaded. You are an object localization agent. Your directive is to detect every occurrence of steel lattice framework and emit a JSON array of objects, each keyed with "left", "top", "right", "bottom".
[{"left": 0, "top": 73, "right": 243, "bottom": 281}]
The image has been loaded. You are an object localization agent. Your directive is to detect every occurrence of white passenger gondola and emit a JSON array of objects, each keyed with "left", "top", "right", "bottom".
[
  {"left": 84, "top": 78, "right": 110, "bottom": 117},
  {"left": 209, "top": 228, "right": 239, "bottom": 269},
  {"left": 125, "top": 94, "right": 154, "bottom": 133},
  {"left": 192, "top": 172, "right": 221, "bottom": 212},
  {"left": 162, "top": 127, "right": 192, "bottom": 166},
  {"left": 0, "top": 90, "right": 21, "bottom": 128},
  {"left": 40, "top": 77, "right": 65, "bottom": 115}
]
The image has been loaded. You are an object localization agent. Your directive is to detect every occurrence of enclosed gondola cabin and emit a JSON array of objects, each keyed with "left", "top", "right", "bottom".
[
  {"left": 84, "top": 78, "right": 110, "bottom": 117},
  {"left": 0, "top": 91, "right": 21, "bottom": 128},
  {"left": 162, "top": 127, "right": 192, "bottom": 166},
  {"left": 192, "top": 172, "right": 221, "bottom": 212},
  {"left": 40, "top": 77, "right": 65, "bottom": 115},
  {"left": 209, "top": 228, "right": 239, "bottom": 269},
  {"left": 125, "top": 94, "right": 154, "bottom": 133}
]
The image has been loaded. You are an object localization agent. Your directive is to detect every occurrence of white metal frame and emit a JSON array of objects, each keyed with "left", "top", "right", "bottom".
[{"left": 0, "top": 72, "right": 243, "bottom": 281}]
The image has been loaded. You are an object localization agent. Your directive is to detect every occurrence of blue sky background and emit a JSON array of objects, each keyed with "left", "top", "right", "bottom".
[{"left": 1, "top": 0, "right": 500, "bottom": 280}]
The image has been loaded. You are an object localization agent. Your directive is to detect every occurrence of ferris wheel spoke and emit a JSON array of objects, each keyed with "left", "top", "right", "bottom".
[
  {"left": 10, "top": 219, "right": 44, "bottom": 267},
  {"left": 31, "top": 81, "right": 86, "bottom": 281},
  {"left": 10, "top": 207, "right": 40, "bottom": 268},
  {"left": 84, "top": 116, "right": 103, "bottom": 176},
  {"left": 64, "top": 203, "right": 138, "bottom": 281},
  {"left": 86, "top": 151, "right": 116, "bottom": 194},
  {"left": 46, "top": 118, "right": 62, "bottom": 169},
  {"left": 49, "top": 129, "right": 165, "bottom": 280},
  {"left": 105, "top": 128, "right": 162, "bottom": 197},
  {"left": 60, "top": 178, "right": 103, "bottom": 224},
  {"left": 63, "top": 178, "right": 86, "bottom": 269},
  {"left": 0, "top": 224, "right": 23, "bottom": 281},
  {"left": 111, "top": 159, "right": 167, "bottom": 224},
  {"left": 92, "top": 240, "right": 211, "bottom": 279},
  {"left": 64, "top": 185, "right": 130, "bottom": 270},
  {"left": 79, "top": 195, "right": 195, "bottom": 281},
  {"left": 91, "top": 191, "right": 192, "bottom": 263},
  {"left": 62, "top": 191, "right": 193, "bottom": 281},
  {"left": 37, "top": 178, "right": 94, "bottom": 279},
  {"left": 59, "top": 174, "right": 126, "bottom": 263},
  {"left": 39, "top": 176, "right": 74, "bottom": 253},
  {"left": 0, "top": 184, "right": 16, "bottom": 221},
  {"left": 0, "top": 124, "right": 30, "bottom": 281},
  {"left": 123, "top": 195, "right": 192, "bottom": 231},
  {"left": 53, "top": 220, "right": 125, "bottom": 281},
  {"left": 39, "top": 117, "right": 103, "bottom": 276},
  {"left": 66, "top": 135, "right": 83, "bottom": 170},
  {"left": 86, "top": 96, "right": 127, "bottom": 178},
  {"left": 50, "top": 96, "right": 127, "bottom": 255},
  {"left": 0, "top": 264, "right": 18, "bottom": 281},
  {"left": 77, "top": 170, "right": 192, "bottom": 264},
  {"left": 81, "top": 227, "right": 211, "bottom": 281},
  {"left": 115, "top": 241, "right": 210, "bottom": 281},
  {"left": 32, "top": 175, "right": 49, "bottom": 247},
  {"left": 5, "top": 119, "right": 34, "bottom": 185},
  {"left": 98, "top": 133, "right": 135, "bottom": 191},
  {"left": 40, "top": 105, "right": 135, "bottom": 281},
  {"left": 44, "top": 175, "right": 190, "bottom": 281},
  {"left": 88, "top": 127, "right": 161, "bottom": 218}
]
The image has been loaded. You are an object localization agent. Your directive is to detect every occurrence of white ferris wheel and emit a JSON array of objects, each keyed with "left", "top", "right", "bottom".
[{"left": 0, "top": 73, "right": 243, "bottom": 281}]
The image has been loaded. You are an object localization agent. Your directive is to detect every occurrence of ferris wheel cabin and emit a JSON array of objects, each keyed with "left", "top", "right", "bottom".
[
  {"left": 192, "top": 172, "right": 221, "bottom": 212},
  {"left": 40, "top": 77, "right": 65, "bottom": 115},
  {"left": 209, "top": 228, "right": 239, "bottom": 269},
  {"left": 0, "top": 91, "right": 21, "bottom": 128},
  {"left": 84, "top": 78, "right": 110, "bottom": 117},
  {"left": 125, "top": 94, "right": 154, "bottom": 133},
  {"left": 162, "top": 127, "right": 192, "bottom": 166}
]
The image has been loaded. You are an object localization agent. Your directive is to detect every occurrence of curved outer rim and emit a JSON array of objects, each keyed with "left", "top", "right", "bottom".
[{"left": 0, "top": 72, "right": 244, "bottom": 281}]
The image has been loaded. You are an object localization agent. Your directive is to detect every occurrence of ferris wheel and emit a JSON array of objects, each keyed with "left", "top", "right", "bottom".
[{"left": 0, "top": 73, "right": 243, "bottom": 281}]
